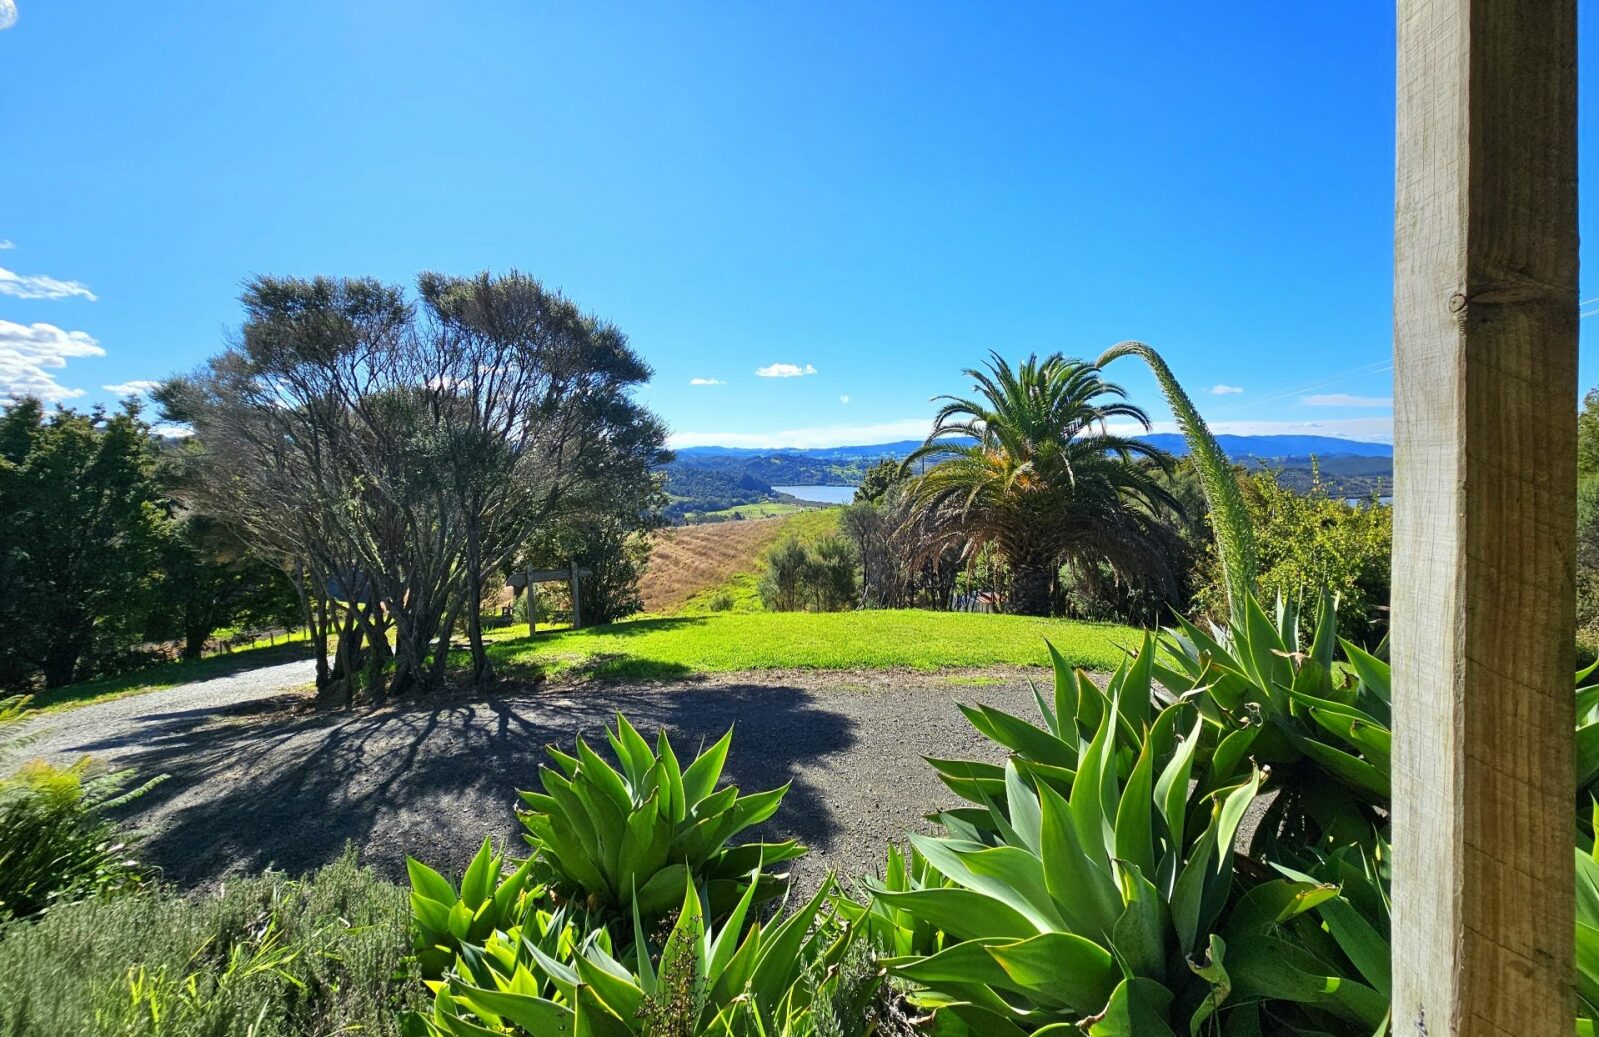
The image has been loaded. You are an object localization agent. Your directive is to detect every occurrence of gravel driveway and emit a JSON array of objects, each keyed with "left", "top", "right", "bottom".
[{"left": 24, "top": 663, "right": 1044, "bottom": 895}]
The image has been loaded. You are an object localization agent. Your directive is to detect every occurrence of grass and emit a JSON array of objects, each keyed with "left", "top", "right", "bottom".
[
  {"left": 642, "top": 508, "right": 845, "bottom": 615},
  {"left": 487, "top": 608, "right": 1141, "bottom": 681},
  {"left": 26, "top": 636, "right": 312, "bottom": 715},
  {"left": 687, "top": 501, "right": 813, "bottom": 521}
]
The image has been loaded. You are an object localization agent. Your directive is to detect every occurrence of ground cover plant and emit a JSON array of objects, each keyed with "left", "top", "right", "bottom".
[
  {"left": 487, "top": 609, "right": 1139, "bottom": 680},
  {"left": 0, "top": 848, "right": 421, "bottom": 1037}
]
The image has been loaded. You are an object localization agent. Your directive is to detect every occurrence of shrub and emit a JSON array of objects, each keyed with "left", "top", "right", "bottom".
[
  {"left": 759, "top": 539, "right": 811, "bottom": 611},
  {"left": 1195, "top": 466, "right": 1391, "bottom": 646},
  {"left": 0, "top": 695, "right": 163, "bottom": 922},
  {"left": 0, "top": 847, "right": 422, "bottom": 1037},
  {"left": 759, "top": 537, "right": 858, "bottom": 612},
  {"left": 515, "top": 715, "right": 803, "bottom": 919},
  {"left": 706, "top": 590, "right": 735, "bottom": 612}
]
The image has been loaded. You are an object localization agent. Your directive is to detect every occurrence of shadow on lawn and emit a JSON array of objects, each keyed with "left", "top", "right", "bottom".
[{"left": 114, "top": 678, "right": 858, "bottom": 893}]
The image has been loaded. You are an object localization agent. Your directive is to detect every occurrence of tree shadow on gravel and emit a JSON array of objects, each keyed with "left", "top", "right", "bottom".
[{"left": 113, "top": 680, "right": 859, "bottom": 893}]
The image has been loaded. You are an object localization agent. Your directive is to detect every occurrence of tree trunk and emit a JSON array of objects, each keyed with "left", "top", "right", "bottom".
[
  {"left": 465, "top": 521, "right": 493, "bottom": 683},
  {"left": 1008, "top": 562, "right": 1054, "bottom": 617}
]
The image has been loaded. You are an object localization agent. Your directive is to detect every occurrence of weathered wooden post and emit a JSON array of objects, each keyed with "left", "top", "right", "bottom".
[
  {"left": 569, "top": 559, "right": 583, "bottom": 629},
  {"left": 1391, "top": 0, "right": 1578, "bottom": 1031}
]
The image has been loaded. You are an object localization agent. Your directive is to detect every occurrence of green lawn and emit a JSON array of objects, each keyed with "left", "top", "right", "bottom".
[
  {"left": 488, "top": 609, "right": 1141, "bottom": 680},
  {"left": 26, "top": 636, "right": 312, "bottom": 714}
]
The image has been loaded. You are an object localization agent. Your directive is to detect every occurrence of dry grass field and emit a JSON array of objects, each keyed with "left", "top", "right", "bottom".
[{"left": 639, "top": 518, "right": 795, "bottom": 612}]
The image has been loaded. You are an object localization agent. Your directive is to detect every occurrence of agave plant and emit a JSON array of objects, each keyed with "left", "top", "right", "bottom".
[
  {"left": 520, "top": 714, "right": 804, "bottom": 919},
  {"left": 872, "top": 679, "right": 1389, "bottom": 1035},
  {"left": 410, "top": 870, "right": 869, "bottom": 1036},
  {"left": 409, "top": 837, "right": 547, "bottom": 978}
]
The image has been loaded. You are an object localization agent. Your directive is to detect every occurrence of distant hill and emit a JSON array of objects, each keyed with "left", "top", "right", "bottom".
[
  {"left": 674, "top": 433, "right": 1390, "bottom": 464},
  {"left": 664, "top": 433, "right": 1394, "bottom": 519}
]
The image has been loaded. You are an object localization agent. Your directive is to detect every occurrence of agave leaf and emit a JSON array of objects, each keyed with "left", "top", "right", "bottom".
[
  {"left": 1226, "top": 935, "right": 1388, "bottom": 1029},
  {"left": 1082, "top": 975, "right": 1179, "bottom": 1037},
  {"left": 633, "top": 862, "right": 691, "bottom": 918},
  {"left": 959, "top": 701, "right": 1079, "bottom": 769},
  {"left": 988, "top": 931, "right": 1120, "bottom": 1015},
  {"left": 408, "top": 856, "right": 458, "bottom": 906},
  {"left": 572, "top": 983, "right": 633, "bottom": 1037},
  {"left": 573, "top": 953, "right": 644, "bottom": 1026},
  {"left": 1186, "top": 934, "right": 1230, "bottom": 1036},
  {"left": 1036, "top": 780, "right": 1122, "bottom": 940},
  {"left": 448, "top": 978, "right": 574, "bottom": 1036},
  {"left": 1110, "top": 862, "right": 1169, "bottom": 982},
  {"left": 655, "top": 729, "right": 685, "bottom": 823},
  {"left": 459, "top": 837, "right": 496, "bottom": 911},
  {"left": 1114, "top": 737, "right": 1157, "bottom": 877},
  {"left": 1154, "top": 714, "right": 1203, "bottom": 857},
  {"left": 681, "top": 729, "right": 733, "bottom": 806},
  {"left": 1005, "top": 761, "right": 1043, "bottom": 853},
  {"left": 866, "top": 886, "right": 1036, "bottom": 941}
]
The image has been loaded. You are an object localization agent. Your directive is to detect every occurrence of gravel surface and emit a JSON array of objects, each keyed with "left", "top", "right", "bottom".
[{"left": 25, "top": 663, "right": 1047, "bottom": 895}]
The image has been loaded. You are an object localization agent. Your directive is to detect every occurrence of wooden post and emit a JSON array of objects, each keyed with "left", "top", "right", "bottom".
[
  {"left": 534, "top": 562, "right": 546, "bottom": 635},
  {"left": 1392, "top": 0, "right": 1578, "bottom": 1032},
  {"left": 569, "top": 560, "right": 583, "bottom": 630}
]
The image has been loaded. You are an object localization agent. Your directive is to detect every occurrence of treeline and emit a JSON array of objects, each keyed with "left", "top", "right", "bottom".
[
  {"left": 0, "top": 271, "right": 669, "bottom": 701},
  {"left": 0, "top": 401, "right": 298, "bottom": 691},
  {"left": 661, "top": 465, "right": 770, "bottom": 522}
]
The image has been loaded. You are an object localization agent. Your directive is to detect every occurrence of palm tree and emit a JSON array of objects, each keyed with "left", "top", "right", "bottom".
[{"left": 904, "top": 352, "right": 1183, "bottom": 617}]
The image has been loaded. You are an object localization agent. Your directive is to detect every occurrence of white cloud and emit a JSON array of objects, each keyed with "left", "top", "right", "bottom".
[
  {"left": 1210, "top": 384, "right": 1244, "bottom": 395},
  {"left": 1105, "top": 416, "right": 1394, "bottom": 443},
  {"left": 0, "top": 320, "right": 106, "bottom": 404},
  {"left": 104, "top": 379, "right": 163, "bottom": 397},
  {"left": 689, "top": 377, "right": 725, "bottom": 386},
  {"left": 0, "top": 266, "right": 97, "bottom": 301},
  {"left": 839, "top": 394, "right": 851, "bottom": 404},
  {"left": 669, "top": 417, "right": 932, "bottom": 450},
  {"left": 755, "top": 362, "right": 817, "bottom": 378},
  {"left": 0, "top": 1, "right": 14, "bottom": 31},
  {"left": 1302, "top": 393, "right": 1393, "bottom": 408},
  {"left": 0, "top": 240, "right": 14, "bottom": 250}
]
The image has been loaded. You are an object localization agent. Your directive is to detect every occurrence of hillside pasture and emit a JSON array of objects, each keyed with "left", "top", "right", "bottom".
[{"left": 640, "top": 509, "right": 843, "bottom": 613}]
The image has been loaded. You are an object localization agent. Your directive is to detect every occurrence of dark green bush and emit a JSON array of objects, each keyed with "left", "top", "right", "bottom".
[{"left": 0, "top": 847, "right": 421, "bottom": 1037}]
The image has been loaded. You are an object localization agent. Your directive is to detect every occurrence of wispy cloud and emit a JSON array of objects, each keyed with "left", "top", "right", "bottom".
[
  {"left": 0, "top": 241, "right": 13, "bottom": 251},
  {"left": 0, "top": 2, "right": 14, "bottom": 31},
  {"left": 839, "top": 394, "right": 851, "bottom": 404},
  {"left": 1302, "top": 393, "right": 1393, "bottom": 408},
  {"left": 1210, "top": 384, "right": 1244, "bottom": 395},
  {"left": 688, "top": 377, "right": 725, "bottom": 386},
  {"left": 669, "top": 417, "right": 930, "bottom": 450},
  {"left": 0, "top": 320, "right": 106, "bottom": 404},
  {"left": 0, "top": 266, "right": 97, "bottom": 302},
  {"left": 104, "top": 379, "right": 163, "bottom": 397},
  {"left": 755, "top": 362, "right": 817, "bottom": 378}
]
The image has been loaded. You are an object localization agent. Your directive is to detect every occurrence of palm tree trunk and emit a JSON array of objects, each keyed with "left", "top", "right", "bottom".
[{"left": 1009, "top": 562, "right": 1054, "bottom": 617}]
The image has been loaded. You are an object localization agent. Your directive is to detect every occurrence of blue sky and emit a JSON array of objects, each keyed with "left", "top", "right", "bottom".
[{"left": 1, "top": 2, "right": 1595, "bottom": 447}]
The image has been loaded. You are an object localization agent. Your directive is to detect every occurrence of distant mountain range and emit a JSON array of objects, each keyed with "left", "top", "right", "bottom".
[
  {"left": 665, "top": 433, "right": 1393, "bottom": 522},
  {"left": 675, "top": 434, "right": 1392, "bottom": 463}
]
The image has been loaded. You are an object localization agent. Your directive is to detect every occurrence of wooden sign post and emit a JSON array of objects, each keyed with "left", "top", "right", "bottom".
[{"left": 511, "top": 563, "right": 593, "bottom": 636}]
